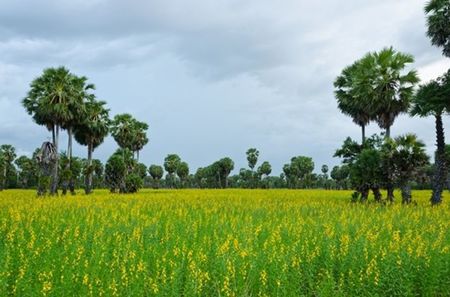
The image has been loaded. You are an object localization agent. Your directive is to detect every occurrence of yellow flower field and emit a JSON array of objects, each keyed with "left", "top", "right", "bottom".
[{"left": 0, "top": 189, "right": 449, "bottom": 296}]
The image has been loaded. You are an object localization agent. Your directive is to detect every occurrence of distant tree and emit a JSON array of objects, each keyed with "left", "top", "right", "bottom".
[
  {"left": 216, "top": 157, "right": 235, "bottom": 188},
  {"left": 164, "top": 154, "right": 181, "bottom": 188},
  {"left": 291, "top": 156, "right": 315, "bottom": 188},
  {"left": 239, "top": 168, "right": 253, "bottom": 188},
  {"left": 15, "top": 155, "right": 38, "bottom": 188},
  {"left": 411, "top": 70, "right": 450, "bottom": 205},
  {"left": 425, "top": 0, "right": 450, "bottom": 57},
  {"left": 321, "top": 165, "right": 329, "bottom": 178},
  {"left": 0, "top": 145, "right": 16, "bottom": 190},
  {"left": 110, "top": 114, "right": 148, "bottom": 161},
  {"left": 149, "top": 165, "right": 164, "bottom": 189},
  {"left": 330, "top": 165, "right": 350, "bottom": 190},
  {"left": 246, "top": 148, "right": 259, "bottom": 171},
  {"left": 176, "top": 161, "right": 190, "bottom": 187},
  {"left": 136, "top": 163, "right": 148, "bottom": 180},
  {"left": 257, "top": 161, "right": 272, "bottom": 188}
]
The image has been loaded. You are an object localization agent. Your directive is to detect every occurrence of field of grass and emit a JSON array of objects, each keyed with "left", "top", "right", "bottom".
[{"left": 0, "top": 189, "right": 449, "bottom": 296}]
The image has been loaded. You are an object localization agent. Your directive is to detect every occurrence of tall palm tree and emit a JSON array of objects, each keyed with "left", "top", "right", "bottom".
[
  {"left": 62, "top": 75, "right": 94, "bottom": 194},
  {"left": 411, "top": 70, "right": 450, "bottom": 205},
  {"left": 23, "top": 67, "right": 84, "bottom": 194},
  {"left": 334, "top": 61, "right": 373, "bottom": 143},
  {"left": 358, "top": 47, "right": 419, "bottom": 138},
  {"left": 74, "top": 98, "right": 110, "bottom": 194},
  {"left": 425, "top": 0, "right": 450, "bottom": 58}
]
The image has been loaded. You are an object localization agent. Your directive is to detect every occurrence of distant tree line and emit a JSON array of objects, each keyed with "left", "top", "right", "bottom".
[{"left": 0, "top": 143, "right": 444, "bottom": 193}]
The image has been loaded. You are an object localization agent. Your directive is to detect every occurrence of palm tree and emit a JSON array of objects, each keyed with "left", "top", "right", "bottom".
[
  {"left": 23, "top": 67, "right": 86, "bottom": 195},
  {"left": 62, "top": 75, "right": 94, "bottom": 194},
  {"left": 0, "top": 145, "right": 16, "bottom": 190},
  {"left": 110, "top": 114, "right": 136, "bottom": 151},
  {"left": 390, "top": 134, "right": 429, "bottom": 204},
  {"left": 334, "top": 61, "right": 372, "bottom": 143},
  {"left": 411, "top": 70, "right": 450, "bottom": 205},
  {"left": 74, "top": 98, "right": 110, "bottom": 194},
  {"left": 130, "top": 121, "right": 149, "bottom": 162},
  {"left": 359, "top": 47, "right": 419, "bottom": 138},
  {"left": 425, "top": 0, "right": 450, "bottom": 58}
]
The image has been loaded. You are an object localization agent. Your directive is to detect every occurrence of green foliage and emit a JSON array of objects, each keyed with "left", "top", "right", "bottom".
[
  {"left": 124, "top": 173, "right": 143, "bottom": 193},
  {"left": 425, "top": 0, "right": 450, "bottom": 57},
  {"left": 176, "top": 161, "right": 190, "bottom": 184},
  {"left": 283, "top": 156, "right": 315, "bottom": 188},
  {"left": 335, "top": 48, "right": 419, "bottom": 138},
  {"left": 0, "top": 145, "right": 17, "bottom": 190},
  {"left": 110, "top": 114, "right": 148, "bottom": 158},
  {"left": 148, "top": 165, "right": 164, "bottom": 189},
  {"left": 246, "top": 148, "right": 259, "bottom": 170}
]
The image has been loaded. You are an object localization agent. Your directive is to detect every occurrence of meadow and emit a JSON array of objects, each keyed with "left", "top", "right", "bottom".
[{"left": 0, "top": 189, "right": 449, "bottom": 296}]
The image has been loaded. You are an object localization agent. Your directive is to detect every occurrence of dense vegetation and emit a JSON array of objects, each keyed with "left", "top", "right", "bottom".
[{"left": 0, "top": 189, "right": 448, "bottom": 296}]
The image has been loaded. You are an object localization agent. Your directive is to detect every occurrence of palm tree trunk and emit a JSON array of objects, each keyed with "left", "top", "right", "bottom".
[
  {"left": 85, "top": 142, "right": 93, "bottom": 195},
  {"left": 51, "top": 125, "right": 60, "bottom": 195},
  {"left": 360, "top": 187, "right": 369, "bottom": 203},
  {"left": 431, "top": 114, "right": 445, "bottom": 205},
  {"left": 136, "top": 150, "right": 140, "bottom": 162},
  {"left": 385, "top": 124, "right": 395, "bottom": 202},
  {"left": 2, "top": 165, "right": 6, "bottom": 190},
  {"left": 68, "top": 127, "right": 75, "bottom": 195},
  {"left": 401, "top": 183, "right": 412, "bottom": 204},
  {"left": 372, "top": 187, "right": 382, "bottom": 202},
  {"left": 52, "top": 125, "right": 56, "bottom": 146},
  {"left": 361, "top": 125, "right": 366, "bottom": 144}
]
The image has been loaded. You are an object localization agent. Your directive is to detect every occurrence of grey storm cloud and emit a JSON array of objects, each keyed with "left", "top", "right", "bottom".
[{"left": 0, "top": 0, "right": 449, "bottom": 174}]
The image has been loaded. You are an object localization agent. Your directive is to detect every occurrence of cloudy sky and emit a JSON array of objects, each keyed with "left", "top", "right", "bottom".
[{"left": 1, "top": 0, "right": 449, "bottom": 174}]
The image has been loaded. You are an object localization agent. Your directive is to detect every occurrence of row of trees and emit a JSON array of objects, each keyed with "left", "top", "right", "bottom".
[
  {"left": 2, "top": 142, "right": 442, "bottom": 192},
  {"left": 333, "top": 0, "right": 450, "bottom": 205}
]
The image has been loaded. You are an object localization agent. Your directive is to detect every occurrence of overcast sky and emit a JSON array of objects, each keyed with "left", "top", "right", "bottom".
[{"left": 1, "top": 0, "right": 449, "bottom": 175}]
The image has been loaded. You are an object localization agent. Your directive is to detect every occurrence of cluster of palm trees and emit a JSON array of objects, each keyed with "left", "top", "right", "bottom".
[
  {"left": 22, "top": 67, "right": 149, "bottom": 195},
  {"left": 334, "top": 0, "right": 450, "bottom": 205}
]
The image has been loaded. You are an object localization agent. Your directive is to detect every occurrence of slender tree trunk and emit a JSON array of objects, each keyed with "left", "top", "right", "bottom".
[
  {"left": 431, "top": 114, "right": 445, "bottom": 205},
  {"left": 52, "top": 125, "right": 56, "bottom": 146},
  {"left": 361, "top": 124, "right": 366, "bottom": 144},
  {"left": 2, "top": 165, "right": 6, "bottom": 190},
  {"left": 360, "top": 188, "right": 369, "bottom": 203},
  {"left": 136, "top": 150, "right": 139, "bottom": 162},
  {"left": 85, "top": 142, "right": 93, "bottom": 195},
  {"left": 401, "top": 183, "right": 412, "bottom": 204},
  {"left": 51, "top": 125, "right": 60, "bottom": 195},
  {"left": 68, "top": 127, "right": 75, "bottom": 195},
  {"left": 385, "top": 124, "right": 395, "bottom": 202},
  {"left": 372, "top": 187, "right": 382, "bottom": 202}
]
